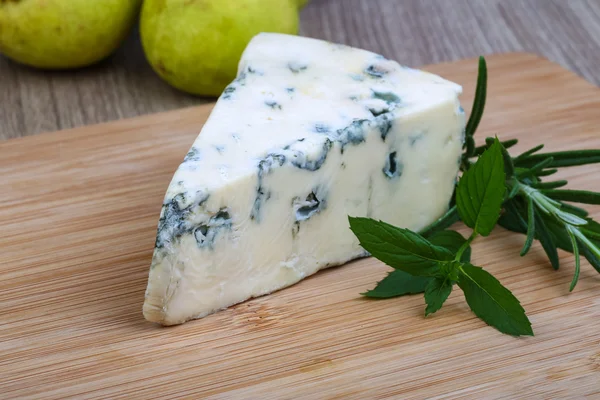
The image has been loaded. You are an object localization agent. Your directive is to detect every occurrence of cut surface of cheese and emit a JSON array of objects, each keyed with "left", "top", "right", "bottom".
[{"left": 143, "top": 33, "right": 465, "bottom": 325}]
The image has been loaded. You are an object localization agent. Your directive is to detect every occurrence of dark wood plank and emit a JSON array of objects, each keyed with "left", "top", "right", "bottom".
[{"left": 1, "top": 0, "right": 599, "bottom": 140}]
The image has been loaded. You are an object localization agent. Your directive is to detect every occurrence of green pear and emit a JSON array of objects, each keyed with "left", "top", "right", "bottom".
[
  {"left": 140, "top": 0, "right": 301, "bottom": 97},
  {"left": 0, "top": 0, "right": 141, "bottom": 69}
]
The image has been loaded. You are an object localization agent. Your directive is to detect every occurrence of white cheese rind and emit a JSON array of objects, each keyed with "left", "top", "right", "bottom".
[{"left": 143, "top": 33, "right": 465, "bottom": 325}]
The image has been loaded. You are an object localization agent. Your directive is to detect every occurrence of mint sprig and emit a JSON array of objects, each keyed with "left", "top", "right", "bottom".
[
  {"left": 351, "top": 139, "right": 533, "bottom": 336},
  {"left": 350, "top": 55, "right": 600, "bottom": 337}
]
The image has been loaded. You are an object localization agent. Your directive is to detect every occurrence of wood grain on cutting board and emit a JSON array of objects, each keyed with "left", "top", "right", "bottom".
[{"left": 1, "top": 53, "right": 600, "bottom": 399}]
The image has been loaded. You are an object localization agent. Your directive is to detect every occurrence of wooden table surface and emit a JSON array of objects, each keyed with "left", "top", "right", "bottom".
[{"left": 1, "top": 0, "right": 600, "bottom": 140}]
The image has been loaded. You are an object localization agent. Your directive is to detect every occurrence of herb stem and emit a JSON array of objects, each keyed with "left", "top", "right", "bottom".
[{"left": 456, "top": 231, "right": 478, "bottom": 261}]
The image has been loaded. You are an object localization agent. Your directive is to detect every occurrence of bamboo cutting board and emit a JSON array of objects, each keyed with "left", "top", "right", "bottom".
[{"left": 2, "top": 53, "right": 600, "bottom": 399}]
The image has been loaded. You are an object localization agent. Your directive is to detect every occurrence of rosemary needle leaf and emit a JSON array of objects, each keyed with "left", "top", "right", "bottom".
[
  {"left": 508, "top": 181, "right": 520, "bottom": 199},
  {"left": 526, "top": 157, "right": 555, "bottom": 175},
  {"left": 580, "top": 219, "right": 600, "bottom": 240},
  {"left": 500, "top": 199, "right": 528, "bottom": 233},
  {"left": 513, "top": 144, "right": 545, "bottom": 163},
  {"left": 500, "top": 142, "right": 515, "bottom": 178},
  {"left": 541, "top": 189, "right": 600, "bottom": 205},
  {"left": 487, "top": 137, "right": 519, "bottom": 149},
  {"left": 516, "top": 149, "right": 600, "bottom": 169},
  {"left": 536, "top": 168, "right": 558, "bottom": 177},
  {"left": 466, "top": 136, "right": 476, "bottom": 157},
  {"left": 581, "top": 242, "right": 600, "bottom": 274},
  {"left": 474, "top": 138, "right": 519, "bottom": 156},
  {"left": 521, "top": 197, "right": 536, "bottom": 256},
  {"left": 559, "top": 202, "right": 589, "bottom": 218},
  {"left": 530, "top": 180, "right": 568, "bottom": 190},
  {"left": 535, "top": 212, "right": 560, "bottom": 270},
  {"left": 544, "top": 217, "right": 574, "bottom": 253},
  {"left": 566, "top": 229, "right": 581, "bottom": 292},
  {"left": 465, "top": 56, "right": 488, "bottom": 140}
]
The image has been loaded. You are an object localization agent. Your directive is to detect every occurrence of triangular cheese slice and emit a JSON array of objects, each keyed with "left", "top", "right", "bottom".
[{"left": 143, "top": 33, "right": 465, "bottom": 325}]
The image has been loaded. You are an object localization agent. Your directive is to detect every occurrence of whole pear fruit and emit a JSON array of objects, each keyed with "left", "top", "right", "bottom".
[
  {"left": 0, "top": 0, "right": 142, "bottom": 69},
  {"left": 140, "top": 0, "right": 301, "bottom": 97}
]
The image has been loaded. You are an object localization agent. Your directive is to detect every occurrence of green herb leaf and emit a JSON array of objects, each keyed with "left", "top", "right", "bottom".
[
  {"left": 530, "top": 180, "right": 568, "bottom": 190},
  {"left": 536, "top": 214, "right": 561, "bottom": 270},
  {"left": 536, "top": 168, "right": 558, "bottom": 177},
  {"left": 424, "top": 277, "right": 453, "bottom": 316},
  {"left": 516, "top": 157, "right": 555, "bottom": 178},
  {"left": 474, "top": 138, "right": 518, "bottom": 156},
  {"left": 544, "top": 216, "right": 573, "bottom": 255},
  {"left": 566, "top": 228, "right": 581, "bottom": 292},
  {"left": 465, "top": 136, "right": 476, "bottom": 158},
  {"left": 348, "top": 217, "right": 453, "bottom": 276},
  {"left": 521, "top": 196, "right": 536, "bottom": 256},
  {"left": 513, "top": 144, "right": 545, "bottom": 163},
  {"left": 500, "top": 141, "right": 515, "bottom": 178},
  {"left": 456, "top": 138, "right": 506, "bottom": 236},
  {"left": 508, "top": 181, "right": 521, "bottom": 199},
  {"left": 581, "top": 219, "right": 600, "bottom": 240},
  {"left": 362, "top": 270, "right": 430, "bottom": 298},
  {"left": 428, "top": 230, "right": 471, "bottom": 262},
  {"left": 458, "top": 263, "right": 533, "bottom": 336},
  {"left": 498, "top": 200, "right": 527, "bottom": 234},
  {"left": 541, "top": 189, "right": 600, "bottom": 205},
  {"left": 515, "top": 149, "right": 600, "bottom": 169},
  {"left": 559, "top": 202, "right": 589, "bottom": 218},
  {"left": 528, "top": 157, "right": 556, "bottom": 175},
  {"left": 581, "top": 241, "right": 600, "bottom": 274},
  {"left": 419, "top": 205, "right": 460, "bottom": 238},
  {"left": 465, "top": 56, "right": 487, "bottom": 141}
]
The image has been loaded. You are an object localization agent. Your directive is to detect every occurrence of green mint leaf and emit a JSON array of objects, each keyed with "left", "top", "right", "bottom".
[
  {"left": 566, "top": 228, "right": 581, "bottom": 292},
  {"left": 458, "top": 263, "right": 533, "bottom": 336},
  {"left": 464, "top": 56, "right": 487, "bottom": 141},
  {"left": 424, "top": 276, "right": 453, "bottom": 316},
  {"left": 520, "top": 196, "right": 536, "bottom": 256},
  {"left": 362, "top": 270, "right": 430, "bottom": 298},
  {"left": 419, "top": 205, "right": 460, "bottom": 238},
  {"left": 348, "top": 217, "right": 453, "bottom": 276},
  {"left": 456, "top": 137, "right": 506, "bottom": 236},
  {"left": 541, "top": 189, "right": 600, "bottom": 205},
  {"left": 428, "top": 230, "right": 471, "bottom": 262}
]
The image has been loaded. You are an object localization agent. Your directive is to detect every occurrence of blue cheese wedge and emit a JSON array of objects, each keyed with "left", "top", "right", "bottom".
[{"left": 143, "top": 33, "right": 465, "bottom": 325}]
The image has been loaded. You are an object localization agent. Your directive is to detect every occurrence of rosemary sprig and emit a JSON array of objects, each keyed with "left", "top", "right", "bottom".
[{"left": 453, "top": 56, "right": 600, "bottom": 291}]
